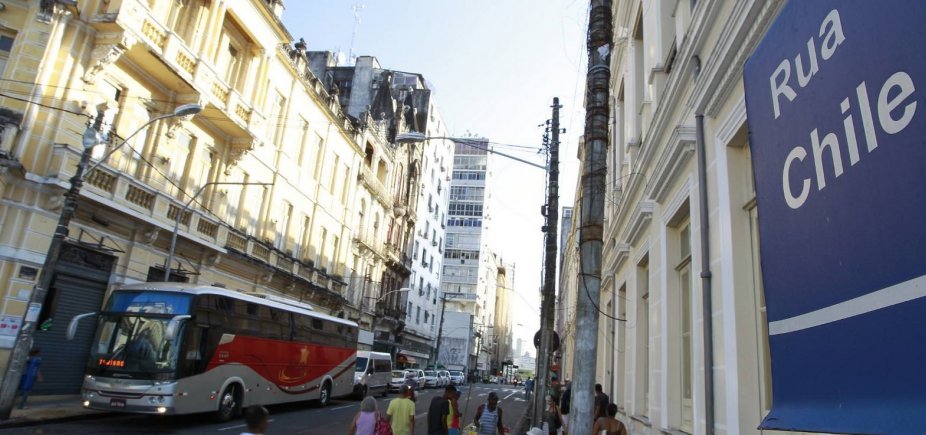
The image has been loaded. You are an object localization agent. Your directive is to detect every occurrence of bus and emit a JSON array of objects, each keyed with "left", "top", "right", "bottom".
[{"left": 67, "top": 283, "right": 358, "bottom": 420}]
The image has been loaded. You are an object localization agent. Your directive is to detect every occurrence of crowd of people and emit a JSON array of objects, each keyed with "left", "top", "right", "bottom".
[{"left": 234, "top": 373, "right": 627, "bottom": 435}]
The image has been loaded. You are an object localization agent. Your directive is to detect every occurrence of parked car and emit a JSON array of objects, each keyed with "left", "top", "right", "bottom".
[
  {"left": 449, "top": 370, "right": 465, "bottom": 386},
  {"left": 437, "top": 370, "right": 451, "bottom": 387},
  {"left": 411, "top": 369, "right": 426, "bottom": 390},
  {"left": 354, "top": 351, "right": 392, "bottom": 398},
  {"left": 391, "top": 370, "right": 418, "bottom": 392},
  {"left": 422, "top": 370, "right": 439, "bottom": 388}
]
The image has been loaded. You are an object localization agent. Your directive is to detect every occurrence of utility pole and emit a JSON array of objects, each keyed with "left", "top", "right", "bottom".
[
  {"left": 0, "top": 113, "right": 104, "bottom": 420},
  {"left": 433, "top": 295, "right": 447, "bottom": 367},
  {"left": 534, "top": 97, "right": 561, "bottom": 425},
  {"left": 572, "top": 1, "right": 612, "bottom": 433}
]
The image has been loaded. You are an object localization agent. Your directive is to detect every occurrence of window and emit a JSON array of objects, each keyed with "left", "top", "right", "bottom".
[
  {"left": 317, "top": 228, "right": 328, "bottom": 269},
  {"left": 637, "top": 256, "right": 650, "bottom": 416},
  {"left": 276, "top": 203, "right": 293, "bottom": 250},
  {"left": 0, "top": 33, "right": 15, "bottom": 77},
  {"left": 329, "top": 155, "right": 340, "bottom": 192},
  {"left": 297, "top": 215, "right": 311, "bottom": 259},
  {"left": 452, "top": 171, "right": 485, "bottom": 181},
  {"left": 676, "top": 220, "right": 693, "bottom": 432},
  {"left": 341, "top": 163, "right": 350, "bottom": 203},
  {"left": 314, "top": 134, "right": 325, "bottom": 179},
  {"left": 416, "top": 306, "right": 421, "bottom": 324}
]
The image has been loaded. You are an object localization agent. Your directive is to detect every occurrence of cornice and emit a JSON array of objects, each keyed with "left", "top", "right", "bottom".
[
  {"left": 622, "top": 200, "right": 655, "bottom": 247},
  {"left": 646, "top": 126, "right": 696, "bottom": 203}
]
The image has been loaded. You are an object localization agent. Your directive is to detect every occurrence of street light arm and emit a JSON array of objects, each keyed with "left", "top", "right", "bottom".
[
  {"left": 85, "top": 113, "right": 175, "bottom": 175},
  {"left": 395, "top": 134, "right": 547, "bottom": 170}
]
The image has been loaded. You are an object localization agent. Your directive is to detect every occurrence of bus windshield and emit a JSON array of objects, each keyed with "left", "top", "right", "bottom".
[{"left": 89, "top": 314, "right": 181, "bottom": 375}]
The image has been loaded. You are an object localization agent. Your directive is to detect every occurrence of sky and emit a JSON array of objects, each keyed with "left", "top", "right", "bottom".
[{"left": 280, "top": 1, "right": 589, "bottom": 356}]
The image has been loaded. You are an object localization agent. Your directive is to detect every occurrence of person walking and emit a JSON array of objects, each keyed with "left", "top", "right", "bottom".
[
  {"left": 447, "top": 386, "right": 463, "bottom": 435},
  {"left": 240, "top": 405, "right": 269, "bottom": 435},
  {"left": 592, "top": 403, "right": 628, "bottom": 435},
  {"left": 350, "top": 396, "right": 380, "bottom": 435},
  {"left": 524, "top": 377, "right": 534, "bottom": 400},
  {"left": 473, "top": 391, "right": 505, "bottom": 435},
  {"left": 428, "top": 385, "right": 458, "bottom": 435},
  {"left": 559, "top": 380, "right": 571, "bottom": 435},
  {"left": 543, "top": 395, "right": 563, "bottom": 435},
  {"left": 387, "top": 385, "right": 417, "bottom": 435},
  {"left": 593, "top": 384, "right": 610, "bottom": 422},
  {"left": 17, "top": 348, "right": 42, "bottom": 409}
]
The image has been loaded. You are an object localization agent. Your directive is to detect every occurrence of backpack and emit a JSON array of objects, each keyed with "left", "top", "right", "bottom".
[
  {"left": 375, "top": 413, "right": 393, "bottom": 435},
  {"left": 560, "top": 389, "right": 571, "bottom": 414}
]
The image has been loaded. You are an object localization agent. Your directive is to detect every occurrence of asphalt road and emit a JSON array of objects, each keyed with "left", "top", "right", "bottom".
[{"left": 0, "top": 384, "right": 529, "bottom": 435}]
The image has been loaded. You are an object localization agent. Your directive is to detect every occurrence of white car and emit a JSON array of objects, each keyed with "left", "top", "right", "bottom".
[
  {"left": 390, "top": 370, "right": 418, "bottom": 392},
  {"left": 422, "top": 370, "right": 439, "bottom": 388},
  {"left": 437, "top": 370, "right": 451, "bottom": 387},
  {"left": 449, "top": 370, "right": 465, "bottom": 386}
]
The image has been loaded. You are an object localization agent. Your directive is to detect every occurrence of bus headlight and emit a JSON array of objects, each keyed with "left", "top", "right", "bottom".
[
  {"left": 147, "top": 396, "right": 166, "bottom": 405},
  {"left": 156, "top": 407, "right": 167, "bottom": 414},
  {"left": 83, "top": 401, "right": 90, "bottom": 407}
]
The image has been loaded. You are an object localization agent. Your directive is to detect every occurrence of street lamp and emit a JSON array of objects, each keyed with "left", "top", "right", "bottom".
[
  {"left": 395, "top": 132, "right": 547, "bottom": 170},
  {"left": 365, "top": 287, "right": 411, "bottom": 303},
  {"left": 164, "top": 181, "right": 272, "bottom": 281},
  {"left": 0, "top": 103, "right": 202, "bottom": 420}
]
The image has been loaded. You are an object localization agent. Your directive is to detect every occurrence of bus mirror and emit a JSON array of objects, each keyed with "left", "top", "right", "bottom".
[
  {"left": 165, "top": 315, "right": 191, "bottom": 341},
  {"left": 66, "top": 312, "right": 97, "bottom": 340}
]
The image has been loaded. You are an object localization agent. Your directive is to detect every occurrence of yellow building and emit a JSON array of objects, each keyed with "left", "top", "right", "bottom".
[{"left": 0, "top": 0, "right": 419, "bottom": 395}]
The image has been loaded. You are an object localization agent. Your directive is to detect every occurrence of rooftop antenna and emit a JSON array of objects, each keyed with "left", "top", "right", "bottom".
[{"left": 349, "top": 3, "right": 365, "bottom": 65}]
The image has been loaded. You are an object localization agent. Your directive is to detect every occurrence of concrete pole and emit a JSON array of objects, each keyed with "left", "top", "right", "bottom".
[
  {"left": 534, "top": 97, "right": 561, "bottom": 425},
  {"left": 572, "top": 0, "right": 612, "bottom": 433}
]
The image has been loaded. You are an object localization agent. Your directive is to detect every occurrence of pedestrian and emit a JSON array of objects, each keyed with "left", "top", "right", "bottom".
[
  {"left": 17, "top": 348, "right": 42, "bottom": 409},
  {"left": 240, "top": 405, "right": 269, "bottom": 435},
  {"left": 446, "top": 386, "right": 463, "bottom": 435},
  {"left": 349, "top": 396, "right": 380, "bottom": 435},
  {"left": 559, "top": 380, "right": 571, "bottom": 435},
  {"left": 543, "top": 395, "right": 563, "bottom": 435},
  {"left": 387, "top": 385, "right": 416, "bottom": 435},
  {"left": 524, "top": 377, "right": 534, "bottom": 400},
  {"left": 591, "top": 403, "right": 628, "bottom": 435},
  {"left": 473, "top": 391, "right": 504, "bottom": 435},
  {"left": 593, "top": 383, "right": 610, "bottom": 421},
  {"left": 427, "top": 385, "right": 457, "bottom": 435}
]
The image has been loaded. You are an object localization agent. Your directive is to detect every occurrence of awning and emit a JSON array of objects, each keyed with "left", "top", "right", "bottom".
[
  {"left": 396, "top": 354, "right": 417, "bottom": 365},
  {"left": 399, "top": 349, "right": 429, "bottom": 359}
]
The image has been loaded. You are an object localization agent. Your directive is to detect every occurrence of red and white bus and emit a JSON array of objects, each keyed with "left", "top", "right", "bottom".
[{"left": 68, "top": 283, "right": 357, "bottom": 420}]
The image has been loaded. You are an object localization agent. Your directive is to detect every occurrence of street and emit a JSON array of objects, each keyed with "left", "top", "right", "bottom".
[{"left": 0, "top": 384, "right": 528, "bottom": 435}]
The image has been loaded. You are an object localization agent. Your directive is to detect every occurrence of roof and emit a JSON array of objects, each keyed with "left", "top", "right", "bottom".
[{"left": 116, "top": 283, "right": 357, "bottom": 327}]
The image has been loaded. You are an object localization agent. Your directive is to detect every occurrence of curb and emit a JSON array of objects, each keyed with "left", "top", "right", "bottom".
[{"left": 0, "top": 410, "right": 114, "bottom": 429}]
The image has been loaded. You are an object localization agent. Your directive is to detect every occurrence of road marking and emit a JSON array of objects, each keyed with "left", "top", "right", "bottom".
[
  {"left": 415, "top": 412, "right": 427, "bottom": 419},
  {"left": 218, "top": 419, "right": 275, "bottom": 431},
  {"left": 330, "top": 404, "right": 353, "bottom": 410},
  {"left": 503, "top": 392, "right": 517, "bottom": 400}
]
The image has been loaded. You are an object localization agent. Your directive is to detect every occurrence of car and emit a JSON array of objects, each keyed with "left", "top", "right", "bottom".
[
  {"left": 390, "top": 370, "right": 418, "bottom": 392},
  {"left": 422, "top": 370, "right": 439, "bottom": 388},
  {"left": 411, "top": 369, "right": 426, "bottom": 390},
  {"left": 437, "top": 370, "right": 451, "bottom": 387},
  {"left": 449, "top": 370, "right": 465, "bottom": 386}
]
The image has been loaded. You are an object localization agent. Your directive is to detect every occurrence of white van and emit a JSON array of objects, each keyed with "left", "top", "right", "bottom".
[{"left": 354, "top": 351, "right": 392, "bottom": 397}]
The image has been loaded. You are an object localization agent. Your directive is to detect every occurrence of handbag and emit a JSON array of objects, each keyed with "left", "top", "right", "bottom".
[{"left": 375, "top": 413, "right": 393, "bottom": 435}]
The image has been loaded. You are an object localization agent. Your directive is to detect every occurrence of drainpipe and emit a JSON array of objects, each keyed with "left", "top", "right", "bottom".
[{"left": 692, "top": 55, "right": 715, "bottom": 435}]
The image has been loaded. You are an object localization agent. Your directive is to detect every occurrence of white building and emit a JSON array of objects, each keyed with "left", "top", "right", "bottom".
[
  {"left": 406, "top": 104, "right": 455, "bottom": 366},
  {"left": 559, "top": 1, "right": 804, "bottom": 435}
]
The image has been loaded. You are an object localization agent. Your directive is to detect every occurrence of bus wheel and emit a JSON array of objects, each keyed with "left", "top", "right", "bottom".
[
  {"left": 319, "top": 381, "right": 332, "bottom": 407},
  {"left": 215, "top": 384, "right": 240, "bottom": 422}
]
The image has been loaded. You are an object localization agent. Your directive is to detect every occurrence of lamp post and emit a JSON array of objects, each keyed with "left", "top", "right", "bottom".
[
  {"left": 0, "top": 103, "right": 202, "bottom": 420},
  {"left": 164, "top": 181, "right": 272, "bottom": 281}
]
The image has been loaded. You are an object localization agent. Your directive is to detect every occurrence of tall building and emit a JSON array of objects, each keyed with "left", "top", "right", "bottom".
[
  {"left": 492, "top": 258, "right": 514, "bottom": 373},
  {"left": 439, "top": 137, "right": 494, "bottom": 375}
]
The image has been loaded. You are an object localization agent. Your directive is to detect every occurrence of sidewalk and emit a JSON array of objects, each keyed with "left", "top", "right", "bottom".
[{"left": 0, "top": 395, "right": 109, "bottom": 428}]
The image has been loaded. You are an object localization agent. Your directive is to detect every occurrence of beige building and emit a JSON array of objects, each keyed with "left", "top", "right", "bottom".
[
  {"left": 0, "top": 0, "right": 423, "bottom": 395},
  {"left": 556, "top": 1, "right": 816, "bottom": 435}
]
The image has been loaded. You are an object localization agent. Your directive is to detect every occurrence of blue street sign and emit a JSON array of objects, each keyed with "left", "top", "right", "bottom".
[{"left": 744, "top": 1, "right": 926, "bottom": 433}]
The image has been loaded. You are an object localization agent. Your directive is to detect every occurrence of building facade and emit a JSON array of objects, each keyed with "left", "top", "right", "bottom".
[
  {"left": 558, "top": 1, "right": 792, "bottom": 434},
  {"left": 0, "top": 0, "right": 429, "bottom": 395}
]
